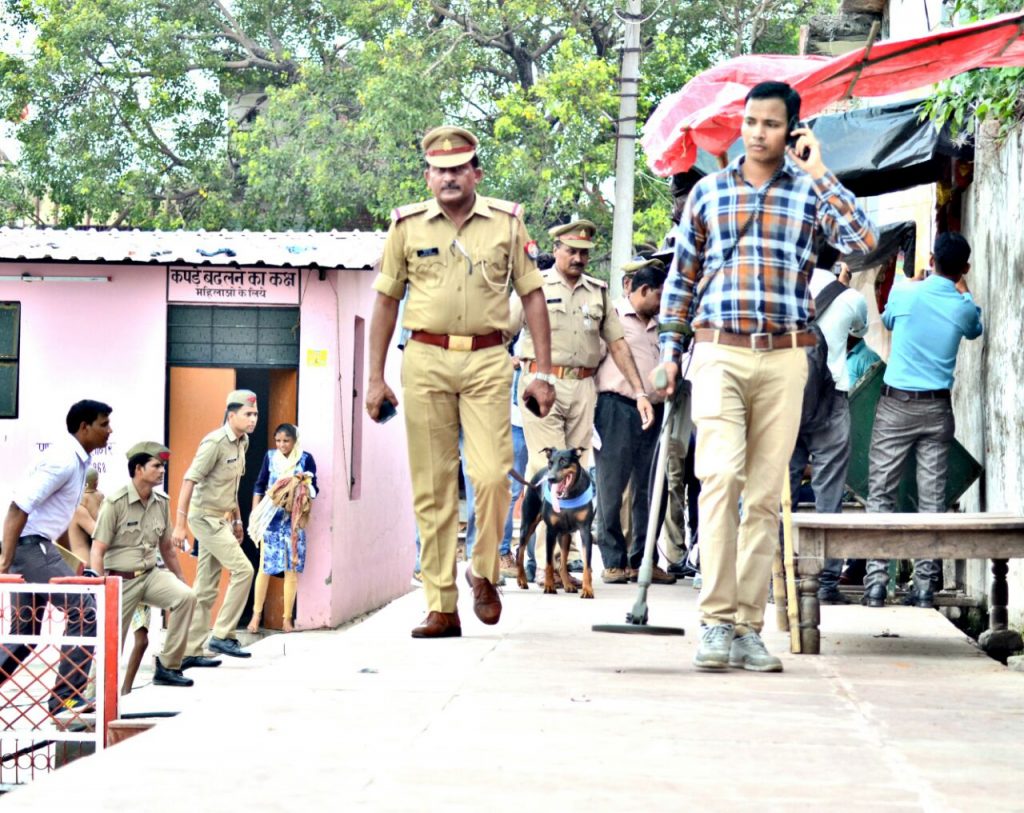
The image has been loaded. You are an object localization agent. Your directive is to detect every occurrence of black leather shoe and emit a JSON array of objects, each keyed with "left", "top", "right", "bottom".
[
  {"left": 667, "top": 561, "right": 698, "bottom": 578},
  {"left": 902, "top": 587, "right": 936, "bottom": 609},
  {"left": 181, "top": 655, "right": 222, "bottom": 669},
  {"left": 861, "top": 584, "right": 887, "bottom": 608},
  {"left": 154, "top": 657, "right": 194, "bottom": 687},
  {"left": 208, "top": 636, "right": 252, "bottom": 658},
  {"left": 818, "top": 588, "right": 852, "bottom": 605}
]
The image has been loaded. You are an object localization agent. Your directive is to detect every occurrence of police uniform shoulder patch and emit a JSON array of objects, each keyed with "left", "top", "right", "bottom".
[
  {"left": 391, "top": 200, "right": 431, "bottom": 222},
  {"left": 524, "top": 240, "right": 539, "bottom": 260},
  {"left": 485, "top": 197, "right": 523, "bottom": 218}
]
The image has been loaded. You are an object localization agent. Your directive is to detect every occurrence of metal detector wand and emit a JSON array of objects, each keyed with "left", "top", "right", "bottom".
[{"left": 592, "top": 366, "right": 689, "bottom": 637}]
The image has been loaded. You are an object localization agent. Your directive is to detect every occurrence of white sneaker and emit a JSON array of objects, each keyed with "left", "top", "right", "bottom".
[
  {"left": 693, "top": 623, "right": 734, "bottom": 670},
  {"left": 729, "top": 631, "right": 783, "bottom": 672}
]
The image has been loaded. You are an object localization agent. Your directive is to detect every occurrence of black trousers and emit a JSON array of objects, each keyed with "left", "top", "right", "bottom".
[
  {"left": 594, "top": 393, "right": 663, "bottom": 570},
  {"left": 0, "top": 536, "right": 97, "bottom": 711}
]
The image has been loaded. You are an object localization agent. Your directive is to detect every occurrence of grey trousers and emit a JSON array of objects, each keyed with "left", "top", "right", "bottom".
[
  {"left": 789, "top": 393, "right": 851, "bottom": 592},
  {"left": 0, "top": 536, "right": 97, "bottom": 711},
  {"left": 865, "top": 394, "right": 954, "bottom": 591}
]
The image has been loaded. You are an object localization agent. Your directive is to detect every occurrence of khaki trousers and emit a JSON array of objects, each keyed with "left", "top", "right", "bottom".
[
  {"left": 185, "top": 515, "right": 255, "bottom": 655},
  {"left": 120, "top": 569, "right": 196, "bottom": 670},
  {"left": 518, "top": 374, "right": 597, "bottom": 477},
  {"left": 402, "top": 340, "right": 513, "bottom": 613},
  {"left": 690, "top": 342, "right": 806, "bottom": 633}
]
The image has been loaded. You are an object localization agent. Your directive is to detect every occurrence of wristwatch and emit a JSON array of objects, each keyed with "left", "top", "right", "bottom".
[
  {"left": 634, "top": 392, "right": 649, "bottom": 400},
  {"left": 534, "top": 372, "right": 557, "bottom": 386}
]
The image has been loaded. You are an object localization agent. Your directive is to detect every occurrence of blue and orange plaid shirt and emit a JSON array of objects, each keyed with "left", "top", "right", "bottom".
[{"left": 658, "top": 155, "right": 877, "bottom": 363}]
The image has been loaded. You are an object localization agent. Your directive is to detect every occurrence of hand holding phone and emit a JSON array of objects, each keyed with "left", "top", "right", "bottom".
[
  {"left": 376, "top": 400, "right": 398, "bottom": 424},
  {"left": 786, "top": 119, "right": 811, "bottom": 161}
]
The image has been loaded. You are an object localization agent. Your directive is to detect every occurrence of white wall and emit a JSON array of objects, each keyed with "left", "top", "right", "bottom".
[{"left": 957, "top": 122, "right": 1024, "bottom": 626}]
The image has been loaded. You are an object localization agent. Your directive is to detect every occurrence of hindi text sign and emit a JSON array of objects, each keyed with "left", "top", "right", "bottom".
[{"left": 168, "top": 268, "right": 300, "bottom": 305}]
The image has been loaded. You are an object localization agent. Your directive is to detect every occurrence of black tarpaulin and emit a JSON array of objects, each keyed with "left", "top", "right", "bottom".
[{"left": 678, "top": 99, "right": 973, "bottom": 199}]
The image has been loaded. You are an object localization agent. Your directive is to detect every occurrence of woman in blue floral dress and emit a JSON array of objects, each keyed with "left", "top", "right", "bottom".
[{"left": 246, "top": 423, "right": 318, "bottom": 632}]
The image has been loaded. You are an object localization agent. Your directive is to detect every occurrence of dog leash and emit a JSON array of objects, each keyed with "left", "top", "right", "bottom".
[{"left": 508, "top": 468, "right": 539, "bottom": 491}]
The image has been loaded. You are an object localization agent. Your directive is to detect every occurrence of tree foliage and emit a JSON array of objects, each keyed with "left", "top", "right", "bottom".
[
  {"left": 922, "top": 0, "right": 1024, "bottom": 140},
  {"left": 0, "top": 0, "right": 827, "bottom": 251}
]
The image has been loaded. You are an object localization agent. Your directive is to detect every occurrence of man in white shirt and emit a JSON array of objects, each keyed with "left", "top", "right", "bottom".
[
  {"left": 788, "top": 256, "right": 867, "bottom": 603},
  {"left": 0, "top": 399, "right": 113, "bottom": 714}
]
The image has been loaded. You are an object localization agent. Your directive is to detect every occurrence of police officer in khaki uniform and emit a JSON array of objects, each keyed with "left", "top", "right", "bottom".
[
  {"left": 366, "top": 125, "right": 556, "bottom": 639},
  {"left": 171, "top": 390, "right": 257, "bottom": 660},
  {"left": 90, "top": 442, "right": 198, "bottom": 687},
  {"left": 511, "top": 220, "right": 654, "bottom": 480}
]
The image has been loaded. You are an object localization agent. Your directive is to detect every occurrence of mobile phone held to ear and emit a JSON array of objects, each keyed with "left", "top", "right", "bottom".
[
  {"left": 787, "top": 117, "right": 810, "bottom": 161},
  {"left": 524, "top": 395, "right": 542, "bottom": 417},
  {"left": 376, "top": 400, "right": 398, "bottom": 424}
]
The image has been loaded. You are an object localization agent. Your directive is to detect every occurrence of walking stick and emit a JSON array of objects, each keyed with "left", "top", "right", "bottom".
[{"left": 781, "top": 474, "right": 802, "bottom": 653}]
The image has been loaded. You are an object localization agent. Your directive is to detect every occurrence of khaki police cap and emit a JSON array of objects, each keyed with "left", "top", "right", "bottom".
[
  {"left": 549, "top": 219, "right": 597, "bottom": 249},
  {"left": 125, "top": 441, "right": 170, "bottom": 461},
  {"left": 621, "top": 255, "right": 666, "bottom": 274},
  {"left": 421, "top": 126, "right": 479, "bottom": 168},
  {"left": 226, "top": 389, "right": 258, "bottom": 408}
]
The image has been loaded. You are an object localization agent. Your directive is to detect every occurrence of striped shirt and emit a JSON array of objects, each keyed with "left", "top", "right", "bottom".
[{"left": 658, "top": 156, "right": 877, "bottom": 363}]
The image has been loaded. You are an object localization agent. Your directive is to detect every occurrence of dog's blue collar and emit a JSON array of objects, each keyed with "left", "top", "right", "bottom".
[{"left": 542, "top": 480, "right": 593, "bottom": 510}]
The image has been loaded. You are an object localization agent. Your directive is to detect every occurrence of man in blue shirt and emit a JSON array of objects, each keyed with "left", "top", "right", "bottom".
[{"left": 864, "top": 232, "right": 983, "bottom": 608}]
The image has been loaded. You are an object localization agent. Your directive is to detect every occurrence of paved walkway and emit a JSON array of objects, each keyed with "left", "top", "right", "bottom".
[{"left": 5, "top": 569, "right": 1023, "bottom": 811}]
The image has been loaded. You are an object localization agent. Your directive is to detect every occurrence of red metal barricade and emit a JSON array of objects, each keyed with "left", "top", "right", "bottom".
[{"left": 0, "top": 574, "right": 120, "bottom": 789}]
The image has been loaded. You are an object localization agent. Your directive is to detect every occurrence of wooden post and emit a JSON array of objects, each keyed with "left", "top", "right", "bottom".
[{"left": 781, "top": 475, "right": 801, "bottom": 653}]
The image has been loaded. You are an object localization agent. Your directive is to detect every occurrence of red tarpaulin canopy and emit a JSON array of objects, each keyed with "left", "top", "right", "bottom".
[{"left": 643, "top": 11, "right": 1024, "bottom": 176}]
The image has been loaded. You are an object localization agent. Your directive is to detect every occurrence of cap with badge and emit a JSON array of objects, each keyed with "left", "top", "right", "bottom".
[
  {"left": 549, "top": 219, "right": 597, "bottom": 249},
  {"left": 421, "top": 126, "right": 479, "bottom": 168},
  {"left": 226, "top": 389, "right": 258, "bottom": 407},
  {"left": 125, "top": 441, "right": 170, "bottom": 461}
]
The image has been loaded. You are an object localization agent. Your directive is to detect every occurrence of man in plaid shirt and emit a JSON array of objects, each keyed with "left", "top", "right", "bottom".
[{"left": 653, "top": 81, "right": 876, "bottom": 672}]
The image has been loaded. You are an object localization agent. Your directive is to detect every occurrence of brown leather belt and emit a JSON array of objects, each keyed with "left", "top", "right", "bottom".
[
  {"left": 526, "top": 360, "right": 596, "bottom": 380},
  {"left": 107, "top": 565, "right": 150, "bottom": 581},
  {"left": 409, "top": 330, "right": 504, "bottom": 351},
  {"left": 694, "top": 329, "right": 817, "bottom": 351}
]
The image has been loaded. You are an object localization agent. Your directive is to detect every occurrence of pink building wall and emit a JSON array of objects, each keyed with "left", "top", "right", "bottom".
[
  {"left": 0, "top": 261, "right": 415, "bottom": 629},
  {"left": 0, "top": 263, "right": 167, "bottom": 492},
  {"left": 296, "top": 269, "right": 416, "bottom": 627}
]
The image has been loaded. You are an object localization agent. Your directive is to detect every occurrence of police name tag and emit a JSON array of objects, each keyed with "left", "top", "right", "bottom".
[{"left": 416, "top": 248, "right": 440, "bottom": 257}]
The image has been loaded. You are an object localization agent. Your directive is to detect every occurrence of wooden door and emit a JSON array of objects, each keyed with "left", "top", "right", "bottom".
[{"left": 168, "top": 367, "right": 235, "bottom": 617}]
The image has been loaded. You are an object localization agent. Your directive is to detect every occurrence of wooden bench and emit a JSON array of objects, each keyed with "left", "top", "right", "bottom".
[{"left": 791, "top": 512, "right": 1024, "bottom": 657}]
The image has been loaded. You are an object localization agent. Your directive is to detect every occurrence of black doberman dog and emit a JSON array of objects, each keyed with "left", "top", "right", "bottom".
[{"left": 515, "top": 447, "right": 596, "bottom": 598}]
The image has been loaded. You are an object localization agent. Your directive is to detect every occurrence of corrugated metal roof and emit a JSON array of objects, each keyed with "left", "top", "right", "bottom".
[{"left": 0, "top": 227, "right": 386, "bottom": 270}]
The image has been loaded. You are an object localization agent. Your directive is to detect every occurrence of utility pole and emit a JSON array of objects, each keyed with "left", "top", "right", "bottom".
[{"left": 609, "top": 0, "right": 642, "bottom": 300}]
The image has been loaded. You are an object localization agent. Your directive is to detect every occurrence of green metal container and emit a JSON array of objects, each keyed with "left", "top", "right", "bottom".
[{"left": 846, "top": 361, "right": 982, "bottom": 510}]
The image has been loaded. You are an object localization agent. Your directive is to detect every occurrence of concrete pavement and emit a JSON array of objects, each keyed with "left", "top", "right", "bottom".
[{"left": 5, "top": 568, "right": 1023, "bottom": 811}]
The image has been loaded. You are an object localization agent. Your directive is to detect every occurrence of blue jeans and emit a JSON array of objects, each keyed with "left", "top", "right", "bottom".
[
  {"left": 500, "top": 425, "right": 528, "bottom": 557},
  {"left": 789, "top": 393, "right": 851, "bottom": 592},
  {"left": 459, "top": 432, "right": 477, "bottom": 558}
]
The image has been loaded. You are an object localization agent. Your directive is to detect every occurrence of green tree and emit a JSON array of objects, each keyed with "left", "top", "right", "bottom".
[
  {"left": 0, "top": 0, "right": 829, "bottom": 252},
  {"left": 921, "top": 0, "right": 1024, "bottom": 140}
]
